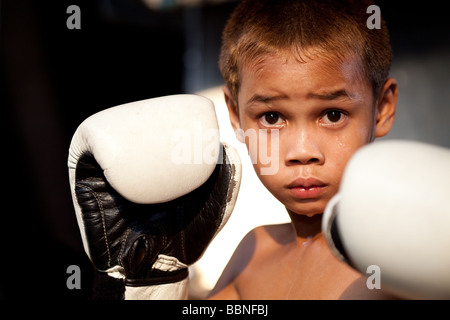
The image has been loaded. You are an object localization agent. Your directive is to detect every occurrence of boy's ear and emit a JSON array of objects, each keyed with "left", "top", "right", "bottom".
[
  {"left": 223, "top": 86, "right": 244, "bottom": 143},
  {"left": 375, "top": 78, "right": 398, "bottom": 138}
]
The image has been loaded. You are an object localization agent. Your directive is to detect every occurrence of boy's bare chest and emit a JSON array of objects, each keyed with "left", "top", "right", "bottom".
[{"left": 235, "top": 241, "right": 394, "bottom": 299}]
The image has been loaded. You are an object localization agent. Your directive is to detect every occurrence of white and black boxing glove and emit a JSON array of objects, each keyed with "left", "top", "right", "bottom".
[
  {"left": 323, "top": 140, "right": 450, "bottom": 299},
  {"left": 68, "top": 95, "right": 241, "bottom": 300}
]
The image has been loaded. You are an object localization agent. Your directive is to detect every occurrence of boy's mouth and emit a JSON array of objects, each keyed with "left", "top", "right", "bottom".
[{"left": 287, "top": 178, "right": 328, "bottom": 199}]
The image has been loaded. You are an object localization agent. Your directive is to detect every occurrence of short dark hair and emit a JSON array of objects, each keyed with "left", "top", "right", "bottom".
[{"left": 219, "top": 0, "right": 392, "bottom": 102}]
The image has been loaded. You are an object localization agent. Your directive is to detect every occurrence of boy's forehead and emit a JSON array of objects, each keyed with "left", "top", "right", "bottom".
[
  {"left": 239, "top": 49, "right": 370, "bottom": 103},
  {"left": 244, "top": 48, "right": 364, "bottom": 82}
]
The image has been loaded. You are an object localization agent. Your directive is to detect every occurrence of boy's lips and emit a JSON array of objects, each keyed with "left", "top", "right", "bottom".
[{"left": 287, "top": 178, "right": 328, "bottom": 199}]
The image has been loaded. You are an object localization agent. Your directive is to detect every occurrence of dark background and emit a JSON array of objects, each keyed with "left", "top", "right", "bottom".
[{"left": 1, "top": 0, "right": 449, "bottom": 299}]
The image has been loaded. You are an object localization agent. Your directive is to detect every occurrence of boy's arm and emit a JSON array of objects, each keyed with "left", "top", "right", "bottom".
[
  {"left": 208, "top": 281, "right": 240, "bottom": 300},
  {"left": 208, "top": 229, "right": 258, "bottom": 300}
]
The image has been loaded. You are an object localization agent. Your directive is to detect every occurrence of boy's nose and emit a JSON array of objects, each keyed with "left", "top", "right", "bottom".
[{"left": 284, "top": 128, "right": 324, "bottom": 166}]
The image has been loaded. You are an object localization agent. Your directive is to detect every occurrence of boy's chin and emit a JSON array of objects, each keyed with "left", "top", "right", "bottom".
[
  {"left": 297, "top": 211, "right": 323, "bottom": 218},
  {"left": 286, "top": 205, "right": 325, "bottom": 218},
  {"left": 285, "top": 197, "right": 330, "bottom": 215},
  {"left": 304, "top": 212, "right": 323, "bottom": 218}
]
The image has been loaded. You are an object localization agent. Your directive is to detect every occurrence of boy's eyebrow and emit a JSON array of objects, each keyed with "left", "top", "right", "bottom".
[
  {"left": 246, "top": 89, "right": 354, "bottom": 106},
  {"left": 307, "top": 89, "right": 354, "bottom": 101},
  {"left": 246, "top": 94, "right": 288, "bottom": 105}
]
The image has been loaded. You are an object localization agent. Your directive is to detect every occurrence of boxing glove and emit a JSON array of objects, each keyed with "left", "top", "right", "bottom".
[
  {"left": 323, "top": 140, "right": 450, "bottom": 299},
  {"left": 68, "top": 94, "right": 241, "bottom": 299}
]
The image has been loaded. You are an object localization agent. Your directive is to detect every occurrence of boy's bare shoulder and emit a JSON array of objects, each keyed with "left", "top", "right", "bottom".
[
  {"left": 208, "top": 223, "right": 294, "bottom": 299},
  {"left": 231, "top": 222, "right": 296, "bottom": 263},
  {"left": 252, "top": 223, "right": 296, "bottom": 250},
  {"left": 235, "top": 222, "right": 295, "bottom": 262}
]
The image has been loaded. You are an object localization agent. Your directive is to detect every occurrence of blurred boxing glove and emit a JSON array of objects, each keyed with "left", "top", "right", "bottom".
[
  {"left": 323, "top": 140, "right": 450, "bottom": 299},
  {"left": 68, "top": 94, "right": 241, "bottom": 299}
]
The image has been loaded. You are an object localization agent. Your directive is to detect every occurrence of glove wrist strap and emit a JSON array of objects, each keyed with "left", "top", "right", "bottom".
[
  {"left": 124, "top": 278, "right": 189, "bottom": 300},
  {"left": 92, "top": 255, "right": 189, "bottom": 299}
]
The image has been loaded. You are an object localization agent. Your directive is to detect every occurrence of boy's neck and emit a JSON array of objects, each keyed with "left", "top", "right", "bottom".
[{"left": 287, "top": 210, "right": 323, "bottom": 245}]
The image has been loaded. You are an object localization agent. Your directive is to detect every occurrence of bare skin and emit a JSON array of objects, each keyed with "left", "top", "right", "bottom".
[
  {"left": 208, "top": 49, "right": 398, "bottom": 300},
  {"left": 209, "top": 222, "right": 397, "bottom": 299}
]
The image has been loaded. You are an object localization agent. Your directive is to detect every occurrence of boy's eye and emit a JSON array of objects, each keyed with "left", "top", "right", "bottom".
[
  {"left": 265, "top": 112, "right": 280, "bottom": 124},
  {"left": 259, "top": 112, "right": 285, "bottom": 127},
  {"left": 321, "top": 110, "right": 347, "bottom": 126}
]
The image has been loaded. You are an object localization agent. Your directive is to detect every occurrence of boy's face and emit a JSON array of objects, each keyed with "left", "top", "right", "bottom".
[{"left": 225, "top": 50, "right": 397, "bottom": 217}]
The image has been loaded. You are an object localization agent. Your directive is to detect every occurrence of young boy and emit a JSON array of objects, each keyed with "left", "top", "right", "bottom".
[{"left": 208, "top": 0, "right": 399, "bottom": 299}]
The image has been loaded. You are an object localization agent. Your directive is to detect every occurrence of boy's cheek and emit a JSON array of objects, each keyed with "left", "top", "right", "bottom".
[
  {"left": 326, "top": 121, "right": 375, "bottom": 157},
  {"left": 325, "top": 133, "right": 375, "bottom": 189},
  {"left": 242, "top": 128, "right": 281, "bottom": 176}
]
